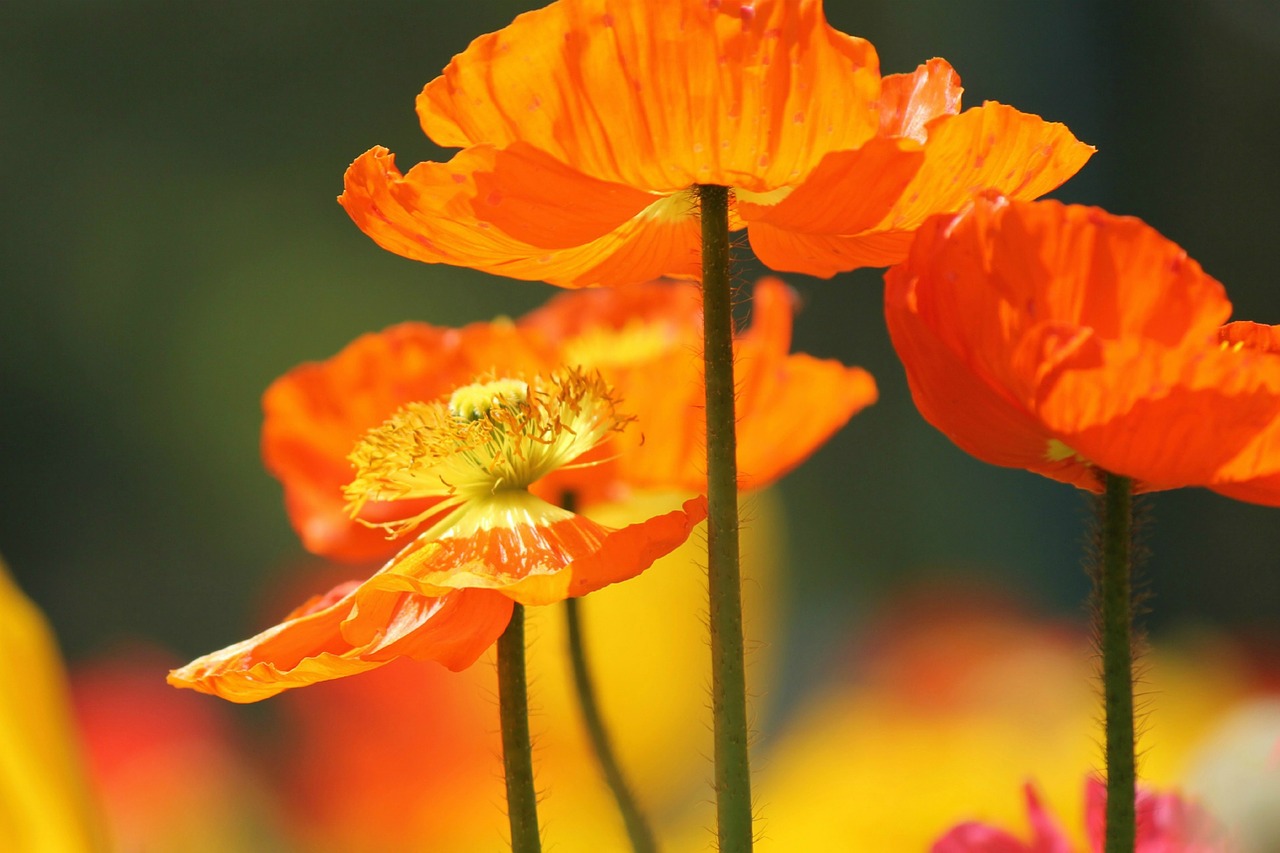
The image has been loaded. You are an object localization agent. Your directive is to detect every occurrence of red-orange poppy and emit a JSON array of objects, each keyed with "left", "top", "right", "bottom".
[
  {"left": 339, "top": 0, "right": 1093, "bottom": 287},
  {"left": 169, "top": 369, "right": 707, "bottom": 702},
  {"left": 884, "top": 194, "right": 1280, "bottom": 498},
  {"left": 262, "top": 278, "right": 874, "bottom": 565}
]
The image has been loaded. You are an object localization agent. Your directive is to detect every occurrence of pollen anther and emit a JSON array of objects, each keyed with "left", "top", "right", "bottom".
[{"left": 344, "top": 367, "right": 628, "bottom": 538}]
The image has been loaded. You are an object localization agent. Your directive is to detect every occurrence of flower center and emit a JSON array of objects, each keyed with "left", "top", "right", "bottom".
[
  {"left": 449, "top": 378, "right": 530, "bottom": 421},
  {"left": 344, "top": 368, "right": 628, "bottom": 538}
]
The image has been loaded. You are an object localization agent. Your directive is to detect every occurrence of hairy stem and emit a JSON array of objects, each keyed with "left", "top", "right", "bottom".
[
  {"left": 697, "top": 183, "right": 752, "bottom": 852},
  {"left": 497, "top": 603, "right": 541, "bottom": 853},
  {"left": 1096, "top": 471, "right": 1135, "bottom": 853}
]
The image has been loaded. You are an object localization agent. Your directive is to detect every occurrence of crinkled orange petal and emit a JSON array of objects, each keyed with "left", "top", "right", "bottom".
[
  {"left": 752, "top": 103, "right": 1095, "bottom": 276},
  {"left": 417, "top": 0, "right": 882, "bottom": 192},
  {"left": 263, "top": 320, "right": 550, "bottom": 563},
  {"left": 877, "top": 58, "right": 963, "bottom": 142},
  {"left": 884, "top": 230, "right": 1099, "bottom": 490},
  {"left": 1045, "top": 336, "right": 1280, "bottom": 488},
  {"left": 1207, "top": 322, "right": 1280, "bottom": 500},
  {"left": 886, "top": 194, "right": 1280, "bottom": 494},
  {"left": 371, "top": 495, "right": 707, "bottom": 607},
  {"left": 524, "top": 278, "right": 876, "bottom": 494},
  {"left": 340, "top": 146, "right": 702, "bottom": 288},
  {"left": 737, "top": 136, "right": 924, "bottom": 234},
  {"left": 166, "top": 581, "right": 513, "bottom": 703},
  {"left": 879, "top": 103, "right": 1095, "bottom": 234}
]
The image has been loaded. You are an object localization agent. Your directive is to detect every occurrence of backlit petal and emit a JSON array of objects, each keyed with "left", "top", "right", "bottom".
[
  {"left": 878, "top": 58, "right": 963, "bottom": 142},
  {"left": 417, "top": 0, "right": 882, "bottom": 192},
  {"left": 755, "top": 104, "right": 1094, "bottom": 276},
  {"left": 737, "top": 136, "right": 924, "bottom": 235},
  {"left": 371, "top": 494, "right": 707, "bottom": 606},
  {"left": 166, "top": 581, "right": 513, "bottom": 703},
  {"left": 340, "top": 146, "right": 702, "bottom": 288}
]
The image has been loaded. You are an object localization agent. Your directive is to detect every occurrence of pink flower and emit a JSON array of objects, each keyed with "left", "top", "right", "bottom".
[{"left": 933, "top": 777, "right": 1234, "bottom": 853}]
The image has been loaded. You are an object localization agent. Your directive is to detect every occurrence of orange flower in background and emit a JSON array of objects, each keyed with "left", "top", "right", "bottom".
[
  {"left": 263, "top": 278, "right": 873, "bottom": 564},
  {"left": 932, "top": 777, "right": 1234, "bottom": 852},
  {"left": 884, "top": 193, "right": 1280, "bottom": 498},
  {"left": 525, "top": 277, "right": 877, "bottom": 501},
  {"left": 169, "top": 368, "right": 706, "bottom": 702},
  {"left": 339, "top": 0, "right": 1093, "bottom": 287}
]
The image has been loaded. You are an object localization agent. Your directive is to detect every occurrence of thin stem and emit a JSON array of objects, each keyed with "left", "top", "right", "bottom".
[
  {"left": 1096, "top": 471, "right": 1136, "bottom": 853},
  {"left": 697, "top": 183, "right": 753, "bottom": 852},
  {"left": 565, "top": 597, "right": 659, "bottom": 853},
  {"left": 497, "top": 603, "right": 541, "bottom": 853}
]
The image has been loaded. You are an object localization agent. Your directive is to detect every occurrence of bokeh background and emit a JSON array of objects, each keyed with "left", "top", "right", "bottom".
[{"left": 4, "top": 1, "right": 1280, "bottom": 850}]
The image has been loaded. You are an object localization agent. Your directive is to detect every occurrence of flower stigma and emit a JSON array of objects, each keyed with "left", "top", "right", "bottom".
[{"left": 344, "top": 367, "right": 629, "bottom": 538}]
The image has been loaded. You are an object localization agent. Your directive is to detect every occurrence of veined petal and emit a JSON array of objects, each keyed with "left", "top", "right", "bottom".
[
  {"left": 166, "top": 581, "right": 513, "bottom": 703},
  {"left": 1040, "top": 337, "right": 1280, "bottom": 489},
  {"left": 737, "top": 136, "right": 924, "bottom": 235},
  {"left": 878, "top": 58, "right": 963, "bottom": 142},
  {"left": 262, "top": 320, "right": 549, "bottom": 563},
  {"left": 752, "top": 104, "right": 1094, "bottom": 276},
  {"left": 878, "top": 103, "right": 1094, "bottom": 234},
  {"left": 341, "top": 146, "right": 702, "bottom": 288},
  {"left": 370, "top": 493, "right": 707, "bottom": 606},
  {"left": 417, "top": 0, "right": 882, "bottom": 192}
]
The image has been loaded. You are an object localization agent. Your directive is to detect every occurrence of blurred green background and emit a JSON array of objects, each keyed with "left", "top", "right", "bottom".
[{"left": 3, "top": 0, "right": 1279, "bottom": 714}]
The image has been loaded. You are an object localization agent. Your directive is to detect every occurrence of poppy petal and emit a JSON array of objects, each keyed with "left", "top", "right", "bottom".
[
  {"left": 527, "top": 279, "right": 876, "bottom": 493},
  {"left": 340, "top": 146, "right": 702, "bottom": 288},
  {"left": 885, "top": 242, "right": 1099, "bottom": 490},
  {"left": 371, "top": 494, "right": 708, "bottom": 606},
  {"left": 416, "top": 0, "right": 882, "bottom": 192},
  {"left": 1041, "top": 338, "right": 1280, "bottom": 488},
  {"left": 733, "top": 279, "right": 879, "bottom": 487},
  {"left": 878, "top": 58, "right": 963, "bottom": 142},
  {"left": 167, "top": 583, "right": 513, "bottom": 703},
  {"left": 752, "top": 104, "right": 1094, "bottom": 276},
  {"left": 738, "top": 136, "right": 924, "bottom": 235}
]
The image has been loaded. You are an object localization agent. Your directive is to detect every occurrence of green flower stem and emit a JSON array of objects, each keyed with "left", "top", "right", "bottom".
[
  {"left": 565, "top": 597, "right": 659, "bottom": 853},
  {"left": 497, "top": 603, "right": 541, "bottom": 853},
  {"left": 697, "top": 183, "right": 753, "bottom": 852},
  {"left": 1097, "top": 471, "right": 1136, "bottom": 853}
]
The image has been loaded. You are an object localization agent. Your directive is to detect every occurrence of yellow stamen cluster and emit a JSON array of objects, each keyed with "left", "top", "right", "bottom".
[{"left": 344, "top": 367, "right": 628, "bottom": 538}]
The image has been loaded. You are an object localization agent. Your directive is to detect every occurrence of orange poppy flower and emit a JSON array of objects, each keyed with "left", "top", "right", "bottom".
[
  {"left": 263, "top": 278, "right": 874, "bottom": 565},
  {"left": 169, "top": 369, "right": 707, "bottom": 702},
  {"left": 884, "top": 194, "right": 1280, "bottom": 498},
  {"left": 339, "top": 0, "right": 1093, "bottom": 287}
]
